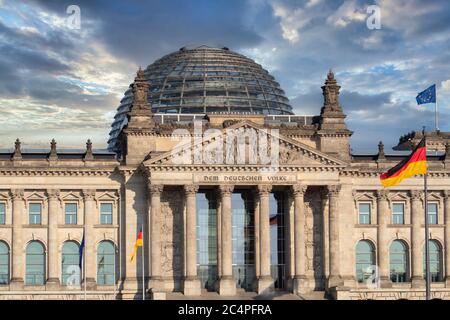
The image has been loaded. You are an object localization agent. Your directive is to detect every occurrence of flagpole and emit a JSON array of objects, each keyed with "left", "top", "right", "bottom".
[
  {"left": 423, "top": 130, "right": 431, "bottom": 300},
  {"left": 141, "top": 224, "right": 145, "bottom": 301},
  {"left": 84, "top": 227, "right": 87, "bottom": 300}
]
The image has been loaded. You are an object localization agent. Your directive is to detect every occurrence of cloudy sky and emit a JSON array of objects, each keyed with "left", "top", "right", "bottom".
[{"left": 0, "top": 0, "right": 449, "bottom": 152}]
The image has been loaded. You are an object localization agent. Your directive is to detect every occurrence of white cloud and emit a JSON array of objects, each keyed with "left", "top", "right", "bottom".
[
  {"left": 442, "top": 80, "right": 450, "bottom": 92},
  {"left": 326, "top": 0, "right": 366, "bottom": 28},
  {"left": 271, "top": 1, "right": 313, "bottom": 43}
]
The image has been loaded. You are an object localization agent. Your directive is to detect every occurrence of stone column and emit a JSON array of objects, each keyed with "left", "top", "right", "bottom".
[
  {"left": 183, "top": 185, "right": 201, "bottom": 296},
  {"left": 10, "top": 189, "right": 24, "bottom": 289},
  {"left": 411, "top": 190, "right": 424, "bottom": 287},
  {"left": 327, "top": 185, "right": 342, "bottom": 288},
  {"left": 376, "top": 190, "right": 392, "bottom": 287},
  {"left": 218, "top": 185, "right": 235, "bottom": 296},
  {"left": 82, "top": 189, "right": 97, "bottom": 288},
  {"left": 292, "top": 184, "right": 307, "bottom": 294},
  {"left": 148, "top": 184, "right": 163, "bottom": 290},
  {"left": 47, "top": 189, "right": 60, "bottom": 288},
  {"left": 445, "top": 191, "right": 450, "bottom": 285},
  {"left": 256, "top": 185, "right": 273, "bottom": 294}
]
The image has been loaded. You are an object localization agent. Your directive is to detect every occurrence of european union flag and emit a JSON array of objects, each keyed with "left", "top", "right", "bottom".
[
  {"left": 416, "top": 84, "right": 436, "bottom": 105},
  {"left": 79, "top": 232, "right": 85, "bottom": 269}
]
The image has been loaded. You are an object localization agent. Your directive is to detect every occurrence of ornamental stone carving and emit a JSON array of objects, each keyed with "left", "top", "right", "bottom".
[
  {"left": 327, "top": 184, "right": 341, "bottom": 196},
  {"left": 218, "top": 185, "right": 234, "bottom": 196},
  {"left": 292, "top": 184, "right": 307, "bottom": 196},
  {"left": 183, "top": 185, "right": 199, "bottom": 195},
  {"left": 376, "top": 190, "right": 389, "bottom": 201},
  {"left": 257, "top": 184, "right": 271, "bottom": 195},
  {"left": 46, "top": 189, "right": 60, "bottom": 200},
  {"left": 410, "top": 190, "right": 423, "bottom": 201},
  {"left": 11, "top": 189, "right": 24, "bottom": 200},
  {"left": 82, "top": 189, "right": 95, "bottom": 201},
  {"left": 443, "top": 190, "right": 450, "bottom": 200},
  {"left": 148, "top": 184, "right": 164, "bottom": 195}
]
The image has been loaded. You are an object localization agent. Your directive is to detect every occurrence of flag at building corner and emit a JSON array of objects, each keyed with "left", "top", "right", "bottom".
[
  {"left": 79, "top": 231, "right": 85, "bottom": 269},
  {"left": 379, "top": 138, "right": 427, "bottom": 188},
  {"left": 130, "top": 227, "right": 143, "bottom": 262},
  {"left": 416, "top": 84, "right": 436, "bottom": 105}
]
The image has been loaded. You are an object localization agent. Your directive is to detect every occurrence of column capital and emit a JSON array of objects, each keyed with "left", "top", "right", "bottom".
[
  {"left": 46, "top": 189, "right": 60, "bottom": 200},
  {"left": 327, "top": 184, "right": 341, "bottom": 196},
  {"left": 292, "top": 184, "right": 307, "bottom": 196},
  {"left": 443, "top": 190, "right": 450, "bottom": 200},
  {"left": 218, "top": 184, "right": 234, "bottom": 196},
  {"left": 184, "top": 184, "right": 199, "bottom": 195},
  {"left": 148, "top": 184, "right": 164, "bottom": 195},
  {"left": 10, "top": 189, "right": 24, "bottom": 200},
  {"left": 257, "top": 184, "right": 272, "bottom": 196},
  {"left": 376, "top": 189, "right": 389, "bottom": 201},
  {"left": 82, "top": 189, "right": 96, "bottom": 201},
  {"left": 410, "top": 190, "right": 423, "bottom": 201}
]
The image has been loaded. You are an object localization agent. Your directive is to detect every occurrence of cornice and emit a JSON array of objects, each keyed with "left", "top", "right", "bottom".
[
  {"left": 145, "top": 164, "right": 344, "bottom": 172},
  {"left": 0, "top": 168, "right": 116, "bottom": 177}
]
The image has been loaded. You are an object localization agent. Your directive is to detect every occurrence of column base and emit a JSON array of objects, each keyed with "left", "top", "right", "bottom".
[
  {"left": 326, "top": 275, "right": 342, "bottom": 289},
  {"left": 379, "top": 276, "right": 392, "bottom": 288},
  {"left": 412, "top": 277, "right": 425, "bottom": 288},
  {"left": 149, "top": 277, "right": 162, "bottom": 291},
  {"left": 82, "top": 278, "right": 97, "bottom": 290},
  {"left": 183, "top": 277, "right": 201, "bottom": 296},
  {"left": 150, "top": 288, "right": 166, "bottom": 300},
  {"left": 46, "top": 278, "right": 61, "bottom": 290},
  {"left": 256, "top": 276, "right": 274, "bottom": 295},
  {"left": 219, "top": 276, "right": 236, "bottom": 296},
  {"left": 293, "top": 276, "right": 309, "bottom": 295},
  {"left": 445, "top": 277, "right": 450, "bottom": 287},
  {"left": 10, "top": 278, "right": 23, "bottom": 290}
]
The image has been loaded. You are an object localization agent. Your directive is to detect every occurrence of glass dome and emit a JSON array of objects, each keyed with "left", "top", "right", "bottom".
[{"left": 108, "top": 46, "right": 293, "bottom": 150}]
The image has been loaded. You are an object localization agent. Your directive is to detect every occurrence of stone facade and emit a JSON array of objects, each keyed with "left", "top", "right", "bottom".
[{"left": 1, "top": 69, "right": 450, "bottom": 300}]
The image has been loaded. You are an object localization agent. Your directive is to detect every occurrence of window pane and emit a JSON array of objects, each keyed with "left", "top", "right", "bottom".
[
  {"left": 26, "top": 241, "right": 45, "bottom": 285},
  {"left": 65, "top": 203, "right": 77, "bottom": 225},
  {"left": 97, "top": 241, "right": 115, "bottom": 285},
  {"left": 100, "top": 203, "right": 113, "bottom": 225},
  {"left": 427, "top": 203, "right": 438, "bottom": 224},
  {"left": 61, "top": 241, "right": 80, "bottom": 286},
  {"left": 358, "top": 203, "right": 370, "bottom": 224},
  {"left": 356, "top": 240, "right": 375, "bottom": 283},
  {"left": 0, "top": 242, "right": 9, "bottom": 284},
  {"left": 29, "top": 203, "right": 41, "bottom": 225},
  {"left": 390, "top": 241, "right": 408, "bottom": 283},
  {"left": 0, "top": 203, "right": 5, "bottom": 225},
  {"left": 392, "top": 203, "right": 404, "bottom": 224}
]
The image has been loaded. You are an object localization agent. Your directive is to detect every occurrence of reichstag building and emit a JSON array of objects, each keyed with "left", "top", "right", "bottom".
[{"left": 0, "top": 46, "right": 449, "bottom": 300}]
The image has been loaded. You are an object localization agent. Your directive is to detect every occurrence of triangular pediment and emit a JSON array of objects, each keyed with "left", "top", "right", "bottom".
[{"left": 143, "top": 120, "right": 348, "bottom": 169}]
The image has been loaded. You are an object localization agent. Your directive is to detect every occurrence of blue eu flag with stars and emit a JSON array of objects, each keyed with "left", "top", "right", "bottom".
[{"left": 416, "top": 84, "right": 436, "bottom": 105}]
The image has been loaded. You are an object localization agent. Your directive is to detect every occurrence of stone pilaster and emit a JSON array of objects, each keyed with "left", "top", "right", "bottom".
[
  {"left": 148, "top": 184, "right": 163, "bottom": 290},
  {"left": 82, "top": 189, "right": 97, "bottom": 289},
  {"left": 292, "top": 184, "right": 308, "bottom": 294},
  {"left": 411, "top": 190, "right": 425, "bottom": 288},
  {"left": 183, "top": 185, "right": 201, "bottom": 296},
  {"left": 327, "top": 184, "right": 342, "bottom": 288},
  {"left": 10, "top": 189, "right": 24, "bottom": 289},
  {"left": 218, "top": 185, "right": 235, "bottom": 296},
  {"left": 256, "top": 185, "right": 273, "bottom": 294},
  {"left": 46, "top": 189, "right": 60, "bottom": 288},
  {"left": 376, "top": 190, "right": 392, "bottom": 288},
  {"left": 444, "top": 191, "right": 450, "bottom": 285}
]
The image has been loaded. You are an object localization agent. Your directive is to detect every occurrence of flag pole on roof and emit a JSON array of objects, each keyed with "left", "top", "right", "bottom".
[{"left": 416, "top": 84, "right": 438, "bottom": 132}]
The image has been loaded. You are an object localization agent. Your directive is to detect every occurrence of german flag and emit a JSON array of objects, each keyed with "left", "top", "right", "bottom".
[
  {"left": 380, "top": 138, "right": 427, "bottom": 188},
  {"left": 130, "top": 227, "right": 143, "bottom": 262}
]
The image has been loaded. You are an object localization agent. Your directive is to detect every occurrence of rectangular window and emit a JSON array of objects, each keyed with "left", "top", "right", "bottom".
[
  {"left": 100, "top": 203, "right": 113, "bottom": 225},
  {"left": 0, "top": 203, "right": 5, "bottom": 225},
  {"left": 29, "top": 203, "right": 41, "bottom": 225},
  {"left": 65, "top": 203, "right": 77, "bottom": 225},
  {"left": 428, "top": 203, "right": 438, "bottom": 225},
  {"left": 392, "top": 203, "right": 405, "bottom": 225},
  {"left": 358, "top": 203, "right": 371, "bottom": 224}
]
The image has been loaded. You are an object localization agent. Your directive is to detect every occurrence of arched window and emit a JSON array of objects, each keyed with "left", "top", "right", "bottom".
[
  {"left": 97, "top": 241, "right": 116, "bottom": 285},
  {"left": 390, "top": 240, "right": 409, "bottom": 283},
  {"left": 26, "top": 241, "right": 45, "bottom": 285},
  {"left": 0, "top": 241, "right": 9, "bottom": 284},
  {"left": 355, "top": 240, "right": 375, "bottom": 283},
  {"left": 61, "top": 241, "right": 80, "bottom": 286},
  {"left": 424, "top": 240, "right": 443, "bottom": 282}
]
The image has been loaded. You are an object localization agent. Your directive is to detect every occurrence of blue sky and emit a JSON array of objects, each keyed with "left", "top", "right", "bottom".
[{"left": 0, "top": 0, "right": 449, "bottom": 152}]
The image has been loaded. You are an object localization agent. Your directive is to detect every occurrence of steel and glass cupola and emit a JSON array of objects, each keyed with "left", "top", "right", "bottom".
[{"left": 108, "top": 46, "right": 293, "bottom": 150}]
